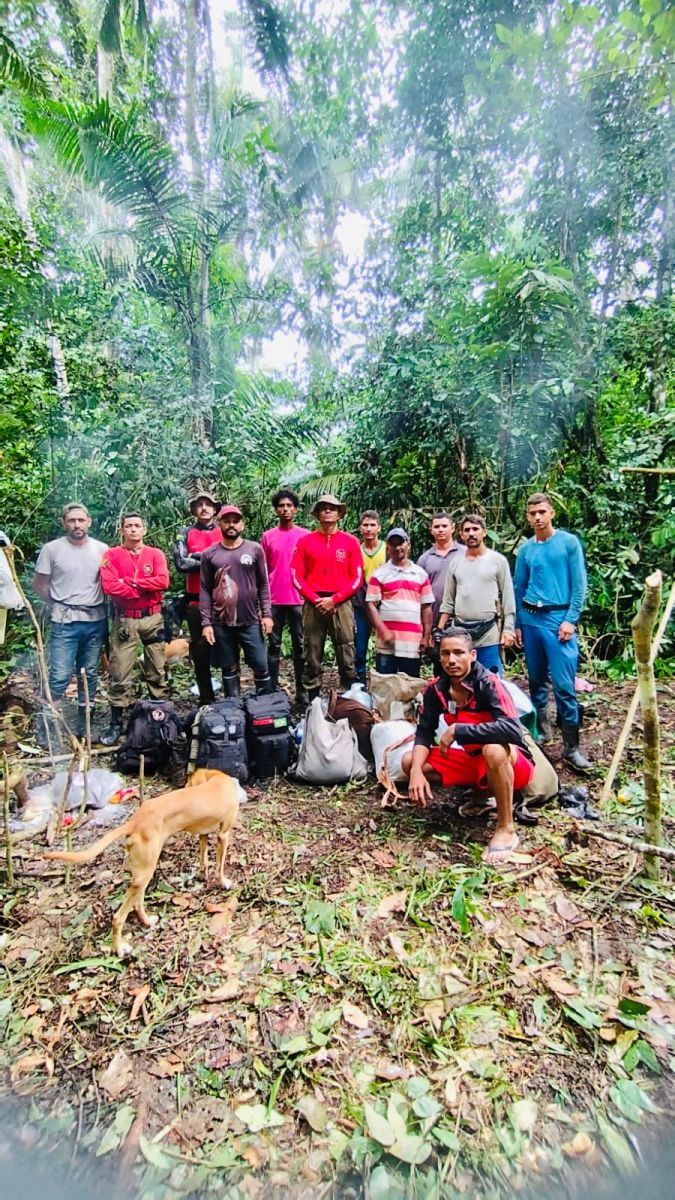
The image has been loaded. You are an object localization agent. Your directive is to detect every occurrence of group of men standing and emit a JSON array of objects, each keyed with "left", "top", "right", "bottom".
[{"left": 31, "top": 488, "right": 591, "bottom": 774}]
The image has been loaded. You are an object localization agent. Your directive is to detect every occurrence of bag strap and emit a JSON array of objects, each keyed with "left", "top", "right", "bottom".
[{"left": 378, "top": 732, "right": 415, "bottom": 808}]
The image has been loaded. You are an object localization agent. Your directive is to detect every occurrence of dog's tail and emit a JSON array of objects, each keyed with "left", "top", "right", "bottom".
[{"left": 44, "top": 821, "right": 132, "bottom": 864}]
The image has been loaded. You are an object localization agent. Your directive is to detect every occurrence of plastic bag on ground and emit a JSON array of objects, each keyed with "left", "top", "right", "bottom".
[
  {"left": 292, "top": 697, "right": 368, "bottom": 785},
  {"left": 371, "top": 720, "right": 416, "bottom": 784},
  {"left": 11, "top": 769, "right": 132, "bottom": 834},
  {"left": 369, "top": 670, "right": 426, "bottom": 720}
]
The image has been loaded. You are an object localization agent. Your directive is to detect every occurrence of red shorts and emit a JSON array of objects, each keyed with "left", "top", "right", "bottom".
[{"left": 426, "top": 745, "right": 534, "bottom": 790}]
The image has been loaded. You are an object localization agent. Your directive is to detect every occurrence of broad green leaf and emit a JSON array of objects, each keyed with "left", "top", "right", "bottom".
[
  {"left": 618, "top": 998, "right": 650, "bottom": 1016},
  {"left": 297, "top": 1094, "right": 329, "bottom": 1132},
  {"left": 96, "top": 1104, "right": 135, "bottom": 1156},
  {"left": 138, "top": 1134, "right": 173, "bottom": 1170},
  {"left": 53, "top": 956, "right": 124, "bottom": 976},
  {"left": 434, "top": 1126, "right": 461, "bottom": 1151},
  {"left": 388, "top": 1133, "right": 432, "bottom": 1164},
  {"left": 235, "top": 1103, "right": 284, "bottom": 1132},
  {"left": 280, "top": 1034, "right": 309, "bottom": 1055},
  {"left": 364, "top": 1103, "right": 395, "bottom": 1146}
]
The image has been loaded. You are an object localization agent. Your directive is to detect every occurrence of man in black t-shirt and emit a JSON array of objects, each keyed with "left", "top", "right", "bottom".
[{"left": 200, "top": 505, "right": 273, "bottom": 696}]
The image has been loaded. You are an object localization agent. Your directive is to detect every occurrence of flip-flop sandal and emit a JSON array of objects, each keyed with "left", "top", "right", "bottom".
[
  {"left": 481, "top": 835, "right": 520, "bottom": 864},
  {"left": 458, "top": 797, "right": 497, "bottom": 820}
]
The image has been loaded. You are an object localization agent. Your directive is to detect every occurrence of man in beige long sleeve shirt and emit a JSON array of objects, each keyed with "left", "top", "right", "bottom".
[{"left": 438, "top": 514, "right": 515, "bottom": 675}]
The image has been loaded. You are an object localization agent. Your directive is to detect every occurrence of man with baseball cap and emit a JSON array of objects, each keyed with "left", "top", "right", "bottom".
[
  {"left": 366, "top": 528, "right": 434, "bottom": 676},
  {"left": 200, "top": 504, "right": 273, "bottom": 696},
  {"left": 291, "top": 495, "right": 363, "bottom": 698},
  {"left": 173, "top": 488, "right": 221, "bottom": 704}
]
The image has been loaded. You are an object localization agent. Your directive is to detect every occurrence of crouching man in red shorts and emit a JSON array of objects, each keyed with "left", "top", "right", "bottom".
[{"left": 401, "top": 626, "right": 534, "bottom": 863}]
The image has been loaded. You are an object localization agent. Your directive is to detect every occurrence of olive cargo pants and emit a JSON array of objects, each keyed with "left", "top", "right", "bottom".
[
  {"left": 108, "top": 611, "right": 168, "bottom": 707},
  {"left": 302, "top": 600, "right": 356, "bottom": 691}
]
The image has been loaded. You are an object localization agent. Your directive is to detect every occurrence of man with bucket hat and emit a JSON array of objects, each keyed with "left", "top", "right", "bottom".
[
  {"left": 292, "top": 495, "right": 363, "bottom": 698},
  {"left": 366, "top": 528, "right": 434, "bottom": 676},
  {"left": 173, "top": 486, "right": 221, "bottom": 704}
]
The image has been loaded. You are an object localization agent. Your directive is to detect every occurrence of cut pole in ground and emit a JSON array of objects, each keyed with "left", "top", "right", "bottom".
[
  {"left": 600, "top": 580, "right": 675, "bottom": 807},
  {"left": 631, "top": 570, "right": 663, "bottom": 880}
]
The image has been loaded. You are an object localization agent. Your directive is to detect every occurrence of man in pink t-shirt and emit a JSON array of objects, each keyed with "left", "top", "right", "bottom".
[{"left": 261, "top": 488, "right": 309, "bottom": 704}]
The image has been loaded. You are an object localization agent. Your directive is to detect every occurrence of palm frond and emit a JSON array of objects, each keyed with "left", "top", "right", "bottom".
[
  {"left": 241, "top": 1, "right": 291, "bottom": 78},
  {"left": 0, "top": 31, "right": 49, "bottom": 96},
  {"left": 24, "top": 99, "right": 186, "bottom": 247}
]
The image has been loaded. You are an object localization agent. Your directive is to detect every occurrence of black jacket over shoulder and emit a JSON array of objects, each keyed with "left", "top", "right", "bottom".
[{"left": 414, "top": 662, "right": 531, "bottom": 756}]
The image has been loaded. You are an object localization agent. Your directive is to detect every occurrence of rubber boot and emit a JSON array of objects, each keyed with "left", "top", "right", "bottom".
[
  {"left": 561, "top": 722, "right": 591, "bottom": 772},
  {"left": 294, "top": 659, "right": 309, "bottom": 707},
  {"left": 255, "top": 674, "right": 274, "bottom": 695},
  {"left": 100, "top": 705, "right": 126, "bottom": 747},
  {"left": 536, "top": 706, "right": 553, "bottom": 744},
  {"left": 268, "top": 654, "right": 280, "bottom": 689},
  {"left": 222, "top": 673, "right": 241, "bottom": 698}
]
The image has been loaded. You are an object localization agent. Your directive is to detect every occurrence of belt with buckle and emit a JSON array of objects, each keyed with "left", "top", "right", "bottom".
[
  {"left": 522, "top": 600, "right": 567, "bottom": 614},
  {"left": 117, "top": 604, "right": 162, "bottom": 619}
]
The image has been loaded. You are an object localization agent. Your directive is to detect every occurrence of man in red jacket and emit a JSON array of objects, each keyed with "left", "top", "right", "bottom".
[
  {"left": 100, "top": 512, "right": 170, "bottom": 745},
  {"left": 173, "top": 488, "right": 221, "bottom": 704},
  {"left": 292, "top": 494, "right": 363, "bottom": 698}
]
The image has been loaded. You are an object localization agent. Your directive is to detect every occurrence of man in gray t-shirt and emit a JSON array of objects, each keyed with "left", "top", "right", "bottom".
[
  {"left": 438, "top": 513, "right": 515, "bottom": 675},
  {"left": 416, "top": 511, "right": 465, "bottom": 627},
  {"left": 33, "top": 503, "right": 108, "bottom": 734}
]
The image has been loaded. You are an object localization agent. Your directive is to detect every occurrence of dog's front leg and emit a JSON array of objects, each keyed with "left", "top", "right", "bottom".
[{"left": 199, "top": 835, "right": 209, "bottom": 881}]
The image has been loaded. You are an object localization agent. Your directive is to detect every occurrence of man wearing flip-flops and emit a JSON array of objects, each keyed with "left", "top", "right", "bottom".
[{"left": 401, "top": 626, "right": 534, "bottom": 863}]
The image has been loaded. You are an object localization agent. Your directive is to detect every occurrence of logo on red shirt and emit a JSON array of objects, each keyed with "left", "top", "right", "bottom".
[
  {"left": 335, "top": 549, "right": 346, "bottom": 562},
  {"left": 143, "top": 562, "right": 152, "bottom": 574}
]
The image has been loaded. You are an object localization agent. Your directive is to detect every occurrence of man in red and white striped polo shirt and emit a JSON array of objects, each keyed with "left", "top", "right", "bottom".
[{"left": 366, "top": 528, "right": 434, "bottom": 676}]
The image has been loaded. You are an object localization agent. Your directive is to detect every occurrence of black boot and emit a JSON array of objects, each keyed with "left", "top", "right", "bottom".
[
  {"left": 536, "top": 706, "right": 553, "bottom": 744},
  {"left": 75, "top": 706, "right": 90, "bottom": 739},
  {"left": 268, "top": 654, "right": 280, "bottom": 689},
  {"left": 100, "top": 705, "right": 126, "bottom": 747},
  {"left": 255, "top": 674, "right": 274, "bottom": 695},
  {"left": 562, "top": 722, "right": 591, "bottom": 772},
  {"left": 294, "top": 659, "right": 309, "bottom": 707},
  {"left": 222, "top": 673, "right": 241, "bottom": 698}
]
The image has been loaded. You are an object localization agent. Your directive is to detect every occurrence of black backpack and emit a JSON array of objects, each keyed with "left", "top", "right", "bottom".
[
  {"left": 244, "top": 690, "right": 294, "bottom": 781},
  {"left": 195, "top": 699, "right": 248, "bottom": 784},
  {"left": 116, "top": 701, "right": 191, "bottom": 776}
]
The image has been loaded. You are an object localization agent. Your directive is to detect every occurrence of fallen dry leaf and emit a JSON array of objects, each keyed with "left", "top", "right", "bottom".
[
  {"left": 206, "top": 979, "right": 242, "bottom": 1002},
  {"left": 554, "top": 894, "right": 582, "bottom": 924},
  {"left": 129, "top": 984, "right": 151, "bottom": 1022},
  {"left": 375, "top": 1059, "right": 405, "bottom": 1081},
  {"left": 10, "top": 1054, "right": 54, "bottom": 1086},
  {"left": 388, "top": 933, "right": 409, "bottom": 963},
  {"left": 377, "top": 890, "right": 408, "bottom": 918},
  {"left": 371, "top": 849, "right": 396, "bottom": 868},
  {"left": 342, "top": 1001, "right": 370, "bottom": 1029},
  {"left": 186, "top": 1010, "right": 216, "bottom": 1028},
  {"left": 210, "top": 898, "right": 238, "bottom": 936},
  {"left": 542, "top": 970, "right": 579, "bottom": 998},
  {"left": 98, "top": 1050, "right": 133, "bottom": 1099},
  {"left": 170, "top": 893, "right": 196, "bottom": 909},
  {"left": 147, "top": 1056, "right": 184, "bottom": 1078},
  {"left": 562, "top": 1132, "right": 594, "bottom": 1157}
]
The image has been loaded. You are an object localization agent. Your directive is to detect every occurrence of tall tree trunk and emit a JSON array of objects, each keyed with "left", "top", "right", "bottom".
[{"left": 184, "top": 0, "right": 213, "bottom": 448}]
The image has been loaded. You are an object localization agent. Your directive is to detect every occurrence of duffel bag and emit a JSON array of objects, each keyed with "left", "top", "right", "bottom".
[{"left": 292, "top": 697, "right": 368, "bottom": 785}]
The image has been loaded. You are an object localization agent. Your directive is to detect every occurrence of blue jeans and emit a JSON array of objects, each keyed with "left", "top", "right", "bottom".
[
  {"left": 475, "top": 643, "right": 502, "bottom": 675},
  {"left": 522, "top": 622, "right": 579, "bottom": 725},
  {"left": 214, "top": 622, "right": 269, "bottom": 679},
  {"left": 354, "top": 606, "right": 371, "bottom": 682},
  {"left": 49, "top": 619, "right": 107, "bottom": 704},
  {"left": 375, "top": 653, "right": 420, "bottom": 677}
]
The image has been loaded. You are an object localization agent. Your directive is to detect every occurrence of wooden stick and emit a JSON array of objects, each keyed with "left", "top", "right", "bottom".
[
  {"left": 580, "top": 823, "right": 675, "bottom": 862},
  {"left": 2, "top": 752, "right": 14, "bottom": 886},
  {"left": 632, "top": 570, "right": 663, "bottom": 879},
  {"left": 4, "top": 545, "right": 79, "bottom": 761},
  {"left": 599, "top": 581, "right": 675, "bottom": 807},
  {"left": 139, "top": 754, "right": 145, "bottom": 803},
  {"left": 619, "top": 466, "right": 675, "bottom": 475},
  {"left": 76, "top": 669, "right": 91, "bottom": 823}
]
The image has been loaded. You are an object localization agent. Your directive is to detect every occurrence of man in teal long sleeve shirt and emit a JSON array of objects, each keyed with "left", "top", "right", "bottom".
[{"left": 514, "top": 493, "right": 591, "bottom": 771}]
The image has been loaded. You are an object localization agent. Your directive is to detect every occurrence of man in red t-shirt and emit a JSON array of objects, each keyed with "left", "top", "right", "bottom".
[
  {"left": 100, "top": 512, "right": 170, "bottom": 745},
  {"left": 292, "top": 494, "right": 363, "bottom": 698},
  {"left": 173, "top": 488, "right": 221, "bottom": 704}
]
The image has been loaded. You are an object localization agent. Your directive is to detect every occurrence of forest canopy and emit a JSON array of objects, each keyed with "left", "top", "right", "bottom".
[{"left": 0, "top": 0, "right": 673, "bottom": 640}]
